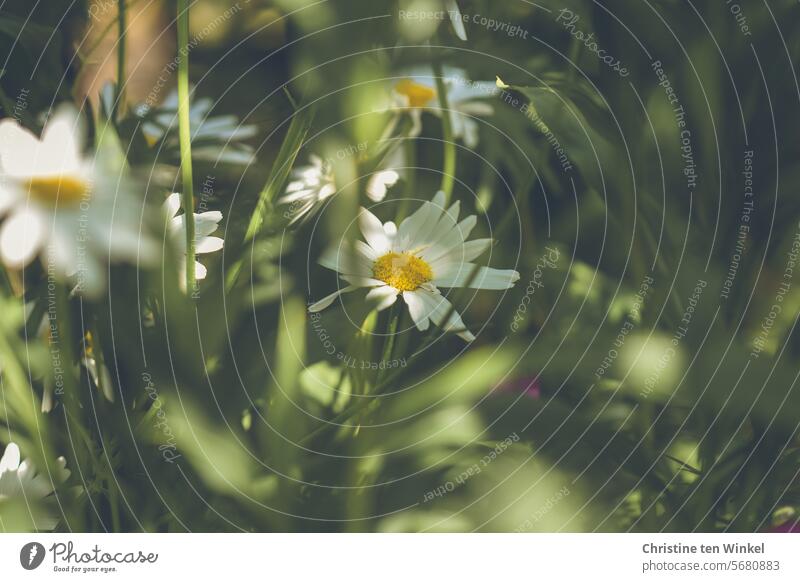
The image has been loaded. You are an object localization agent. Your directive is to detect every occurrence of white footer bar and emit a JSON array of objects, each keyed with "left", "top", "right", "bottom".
[{"left": 1, "top": 534, "right": 797, "bottom": 580}]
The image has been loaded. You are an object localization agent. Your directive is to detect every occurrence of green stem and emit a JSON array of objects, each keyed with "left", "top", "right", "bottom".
[
  {"left": 115, "top": 0, "right": 126, "bottom": 121},
  {"left": 395, "top": 138, "right": 415, "bottom": 221},
  {"left": 376, "top": 309, "right": 399, "bottom": 386},
  {"left": 433, "top": 61, "right": 456, "bottom": 203},
  {"left": 177, "top": 0, "right": 196, "bottom": 293}
]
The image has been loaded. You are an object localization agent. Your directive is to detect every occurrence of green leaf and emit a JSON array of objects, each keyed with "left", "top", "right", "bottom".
[{"left": 244, "top": 103, "right": 316, "bottom": 241}]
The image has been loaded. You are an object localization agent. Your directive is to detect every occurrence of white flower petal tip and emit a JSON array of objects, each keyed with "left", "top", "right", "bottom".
[
  {"left": 458, "top": 329, "right": 477, "bottom": 342},
  {"left": 446, "top": 0, "right": 468, "bottom": 40},
  {"left": 308, "top": 286, "right": 358, "bottom": 313},
  {"left": 366, "top": 170, "right": 400, "bottom": 202}
]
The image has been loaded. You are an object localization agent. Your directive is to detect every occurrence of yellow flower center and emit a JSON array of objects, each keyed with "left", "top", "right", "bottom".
[
  {"left": 373, "top": 252, "right": 433, "bottom": 292},
  {"left": 25, "top": 174, "right": 90, "bottom": 206},
  {"left": 395, "top": 79, "right": 436, "bottom": 108}
]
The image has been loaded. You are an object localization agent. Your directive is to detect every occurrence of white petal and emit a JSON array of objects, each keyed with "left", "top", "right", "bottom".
[
  {"left": 319, "top": 244, "right": 372, "bottom": 277},
  {"left": 163, "top": 193, "right": 182, "bottom": 219},
  {"left": 402, "top": 290, "right": 431, "bottom": 332},
  {"left": 366, "top": 170, "right": 400, "bottom": 202},
  {"left": 354, "top": 240, "right": 378, "bottom": 262},
  {"left": 421, "top": 215, "right": 478, "bottom": 263},
  {"left": 416, "top": 288, "right": 475, "bottom": 341},
  {"left": 398, "top": 191, "right": 446, "bottom": 248},
  {"left": 433, "top": 263, "right": 520, "bottom": 290},
  {"left": 0, "top": 119, "right": 43, "bottom": 178},
  {"left": 39, "top": 106, "right": 84, "bottom": 176},
  {"left": 446, "top": 0, "right": 468, "bottom": 40},
  {"left": 0, "top": 182, "right": 19, "bottom": 214},
  {"left": 0, "top": 442, "right": 21, "bottom": 473},
  {"left": 278, "top": 188, "right": 315, "bottom": 205},
  {"left": 308, "top": 285, "right": 357, "bottom": 313},
  {"left": 359, "top": 207, "right": 390, "bottom": 254},
  {"left": 318, "top": 183, "right": 337, "bottom": 201},
  {"left": 341, "top": 275, "right": 385, "bottom": 287},
  {"left": 0, "top": 209, "right": 45, "bottom": 268},
  {"left": 195, "top": 211, "right": 223, "bottom": 236},
  {"left": 195, "top": 261, "right": 208, "bottom": 280},
  {"left": 410, "top": 191, "right": 448, "bottom": 247},
  {"left": 366, "top": 285, "right": 399, "bottom": 311},
  {"left": 196, "top": 236, "right": 224, "bottom": 254},
  {"left": 428, "top": 240, "right": 492, "bottom": 272}
]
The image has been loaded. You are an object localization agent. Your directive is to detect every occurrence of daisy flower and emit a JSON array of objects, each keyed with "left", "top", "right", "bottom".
[
  {"left": 390, "top": 67, "right": 495, "bottom": 148},
  {"left": 0, "top": 442, "right": 70, "bottom": 531},
  {"left": 0, "top": 105, "right": 155, "bottom": 296},
  {"left": 308, "top": 191, "right": 519, "bottom": 341},
  {"left": 163, "top": 192, "right": 224, "bottom": 289},
  {"left": 136, "top": 88, "right": 257, "bottom": 165},
  {"left": 278, "top": 155, "right": 337, "bottom": 225}
]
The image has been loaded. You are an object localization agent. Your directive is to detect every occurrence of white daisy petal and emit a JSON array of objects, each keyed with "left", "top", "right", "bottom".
[
  {"left": 0, "top": 208, "right": 45, "bottom": 268},
  {"left": 403, "top": 191, "right": 447, "bottom": 248},
  {"left": 354, "top": 240, "right": 378, "bottom": 262},
  {"left": 163, "top": 193, "right": 182, "bottom": 219},
  {"left": 366, "top": 285, "right": 399, "bottom": 311},
  {"left": 0, "top": 183, "right": 18, "bottom": 214},
  {"left": 402, "top": 290, "right": 431, "bottom": 332},
  {"left": 398, "top": 195, "right": 435, "bottom": 246},
  {"left": 319, "top": 244, "right": 372, "bottom": 277},
  {"left": 422, "top": 215, "right": 478, "bottom": 264},
  {"left": 446, "top": 0, "right": 468, "bottom": 40},
  {"left": 433, "top": 263, "right": 520, "bottom": 290},
  {"left": 278, "top": 188, "right": 315, "bottom": 205},
  {"left": 383, "top": 221, "right": 398, "bottom": 248},
  {"left": 341, "top": 275, "right": 385, "bottom": 288},
  {"left": 359, "top": 207, "right": 390, "bottom": 254},
  {"left": 39, "top": 106, "right": 83, "bottom": 175},
  {"left": 416, "top": 288, "right": 474, "bottom": 341},
  {"left": 308, "top": 285, "right": 358, "bottom": 313},
  {"left": 195, "top": 211, "right": 223, "bottom": 236},
  {"left": 195, "top": 262, "right": 208, "bottom": 280},
  {"left": 196, "top": 236, "right": 224, "bottom": 254},
  {"left": 0, "top": 442, "right": 21, "bottom": 472},
  {"left": 0, "top": 120, "right": 42, "bottom": 178},
  {"left": 427, "top": 238, "right": 493, "bottom": 271},
  {"left": 366, "top": 170, "right": 400, "bottom": 202}
]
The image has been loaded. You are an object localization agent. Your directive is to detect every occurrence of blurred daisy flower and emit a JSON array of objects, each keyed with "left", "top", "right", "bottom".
[
  {"left": 136, "top": 88, "right": 257, "bottom": 166},
  {"left": 163, "top": 192, "right": 224, "bottom": 289},
  {"left": 309, "top": 191, "right": 519, "bottom": 341},
  {"left": 390, "top": 67, "right": 495, "bottom": 148},
  {"left": 0, "top": 105, "right": 156, "bottom": 296},
  {"left": 0, "top": 442, "right": 70, "bottom": 531},
  {"left": 278, "top": 155, "right": 337, "bottom": 225}
]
